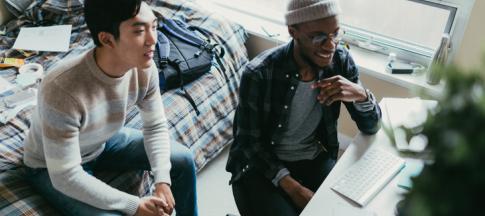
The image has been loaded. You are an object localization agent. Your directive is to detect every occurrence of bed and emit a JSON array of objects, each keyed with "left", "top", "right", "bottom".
[{"left": 0, "top": 0, "right": 249, "bottom": 214}]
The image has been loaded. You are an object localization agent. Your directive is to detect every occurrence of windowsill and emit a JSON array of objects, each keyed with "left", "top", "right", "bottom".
[
  {"left": 199, "top": 0, "right": 445, "bottom": 96},
  {"left": 349, "top": 47, "right": 444, "bottom": 96}
]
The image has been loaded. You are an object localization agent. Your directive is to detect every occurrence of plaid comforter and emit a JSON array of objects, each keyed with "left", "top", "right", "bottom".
[{"left": 0, "top": 0, "right": 248, "bottom": 214}]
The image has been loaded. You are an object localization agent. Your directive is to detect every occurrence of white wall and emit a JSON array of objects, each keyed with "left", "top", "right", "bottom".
[{"left": 454, "top": 1, "right": 485, "bottom": 71}]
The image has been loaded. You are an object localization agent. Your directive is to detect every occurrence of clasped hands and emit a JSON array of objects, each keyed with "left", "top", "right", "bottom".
[
  {"left": 135, "top": 183, "right": 175, "bottom": 216},
  {"left": 311, "top": 75, "right": 367, "bottom": 105}
]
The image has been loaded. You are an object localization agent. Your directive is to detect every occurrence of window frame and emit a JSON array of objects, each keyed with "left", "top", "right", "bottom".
[
  {"left": 203, "top": 0, "right": 475, "bottom": 65},
  {"left": 340, "top": 0, "right": 472, "bottom": 65}
]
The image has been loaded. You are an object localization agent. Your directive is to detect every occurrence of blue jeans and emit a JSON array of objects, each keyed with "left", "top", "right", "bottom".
[{"left": 25, "top": 127, "right": 198, "bottom": 216}]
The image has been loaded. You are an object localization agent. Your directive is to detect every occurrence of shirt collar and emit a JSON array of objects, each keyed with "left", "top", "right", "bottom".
[{"left": 281, "top": 40, "right": 300, "bottom": 80}]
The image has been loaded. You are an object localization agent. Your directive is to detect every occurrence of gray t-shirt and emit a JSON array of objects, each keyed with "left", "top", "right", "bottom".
[{"left": 274, "top": 80, "right": 323, "bottom": 161}]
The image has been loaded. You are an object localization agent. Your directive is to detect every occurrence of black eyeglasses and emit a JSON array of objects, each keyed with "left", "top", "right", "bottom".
[{"left": 303, "top": 29, "right": 345, "bottom": 46}]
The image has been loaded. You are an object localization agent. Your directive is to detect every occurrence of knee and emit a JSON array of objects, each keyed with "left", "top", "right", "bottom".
[{"left": 171, "top": 147, "right": 196, "bottom": 173}]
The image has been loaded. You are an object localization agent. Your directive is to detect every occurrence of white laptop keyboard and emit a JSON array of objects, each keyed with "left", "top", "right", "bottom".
[{"left": 331, "top": 147, "right": 405, "bottom": 206}]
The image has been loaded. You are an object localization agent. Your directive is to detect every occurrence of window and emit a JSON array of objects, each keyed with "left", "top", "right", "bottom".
[
  {"left": 340, "top": 0, "right": 464, "bottom": 64},
  {"left": 342, "top": 1, "right": 452, "bottom": 50},
  {"left": 206, "top": 0, "right": 475, "bottom": 64}
]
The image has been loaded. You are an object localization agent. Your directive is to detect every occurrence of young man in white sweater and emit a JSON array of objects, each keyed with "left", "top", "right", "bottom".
[{"left": 22, "top": 0, "right": 198, "bottom": 215}]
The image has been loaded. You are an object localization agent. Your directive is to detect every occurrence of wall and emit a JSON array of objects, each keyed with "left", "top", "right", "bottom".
[
  {"left": 245, "top": 34, "right": 282, "bottom": 59},
  {"left": 454, "top": 0, "right": 485, "bottom": 71}
]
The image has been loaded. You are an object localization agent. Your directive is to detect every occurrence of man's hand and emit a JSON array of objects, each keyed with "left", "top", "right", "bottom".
[
  {"left": 135, "top": 196, "right": 169, "bottom": 216},
  {"left": 279, "top": 175, "right": 314, "bottom": 209},
  {"left": 312, "top": 75, "right": 367, "bottom": 106},
  {"left": 154, "top": 183, "right": 175, "bottom": 215}
]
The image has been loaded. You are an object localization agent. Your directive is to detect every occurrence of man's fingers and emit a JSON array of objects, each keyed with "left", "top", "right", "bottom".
[
  {"left": 325, "top": 92, "right": 345, "bottom": 106},
  {"left": 156, "top": 207, "right": 165, "bottom": 216},
  {"left": 156, "top": 186, "right": 175, "bottom": 214},
  {"left": 158, "top": 209, "right": 167, "bottom": 216},
  {"left": 321, "top": 75, "right": 341, "bottom": 84},
  {"left": 313, "top": 76, "right": 345, "bottom": 90},
  {"left": 144, "top": 198, "right": 165, "bottom": 216},
  {"left": 151, "top": 197, "right": 169, "bottom": 216},
  {"left": 157, "top": 194, "right": 173, "bottom": 215},
  {"left": 165, "top": 193, "right": 175, "bottom": 214},
  {"left": 151, "top": 197, "right": 168, "bottom": 208},
  {"left": 145, "top": 200, "right": 159, "bottom": 213},
  {"left": 312, "top": 76, "right": 339, "bottom": 88},
  {"left": 312, "top": 80, "right": 330, "bottom": 89},
  {"left": 318, "top": 86, "right": 342, "bottom": 103},
  {"left": 161, "top": 205, "right": 172, "bottom": 215}
]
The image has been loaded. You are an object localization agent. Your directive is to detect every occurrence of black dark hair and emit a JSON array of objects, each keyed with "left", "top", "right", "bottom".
[{"left": 84, "top": 0, "right": 143, "bottom": 46}]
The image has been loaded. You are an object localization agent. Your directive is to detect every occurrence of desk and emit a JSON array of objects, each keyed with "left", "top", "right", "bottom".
[{"left": 301, "top": 99, "right": 420, "bottom": 216}]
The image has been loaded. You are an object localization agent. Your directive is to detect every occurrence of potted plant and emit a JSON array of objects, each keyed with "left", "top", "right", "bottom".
[{"left": 399, "top": 63, "right": 485, "bottom": 215}]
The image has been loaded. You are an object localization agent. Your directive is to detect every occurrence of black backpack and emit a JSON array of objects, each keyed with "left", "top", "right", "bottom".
[{"left": 153, "top": 19, "right": 226, "bottom": 115}]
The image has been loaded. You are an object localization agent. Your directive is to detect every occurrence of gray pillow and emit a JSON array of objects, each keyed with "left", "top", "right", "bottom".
[{"left": 4, "top": 0, "right": 34, "bottom": 17}]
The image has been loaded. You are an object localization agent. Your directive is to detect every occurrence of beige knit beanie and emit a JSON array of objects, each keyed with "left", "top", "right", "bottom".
[{"left": 285, "top": 0, "right": 341, "bottom": 25}]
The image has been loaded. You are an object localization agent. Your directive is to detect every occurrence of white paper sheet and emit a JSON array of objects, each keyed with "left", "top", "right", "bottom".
[{"left": 12, "top": 25, "right": 72, "bottom": 52}]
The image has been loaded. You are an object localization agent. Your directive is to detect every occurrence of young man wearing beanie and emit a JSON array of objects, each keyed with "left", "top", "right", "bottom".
[
  {"left": 22, "top": 0, "right": 198, "bottom": 215},
  {"left": 226, "top": 0, "right": 382, "bottom": 215}
]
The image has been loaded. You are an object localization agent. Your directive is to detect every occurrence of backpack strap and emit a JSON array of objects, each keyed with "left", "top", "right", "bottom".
[
  {"left": 168, "top": 59, "right": 201, "bottom": 116},
  {"left": 188, "top": 25, "right": 229, "bottom": 81},
  {"left": 156, "top": 30, "right": 170, "bottom": 65},
  {"left": 213, "top": 46, "right": 228, "bottom": 82},
  {"left": 189, "top": 25, "right": 226, "bottom": 59},
  {"left": 156, "top": 30, "right": 171, "bottom": 90}
]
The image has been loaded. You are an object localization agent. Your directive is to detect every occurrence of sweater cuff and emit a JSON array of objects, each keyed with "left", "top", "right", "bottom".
[
  {"left": 272, "top": 168, "right": 290, "bottom": 187},
  {"left": 124, "top": 195, "right": 141, "bottom": 216},
  {"left": 153, "top": 170, "right": 172, "bottom": 186}
]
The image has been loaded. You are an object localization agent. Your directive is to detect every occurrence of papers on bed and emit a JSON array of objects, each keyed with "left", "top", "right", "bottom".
[
  {"left": 0, "top": 77, "right": 14, "bottom": 95},
  {"left": 0, "top": 77, "right": 37, "bottom": 124},
  {"left": 0, "top": 88, "right": 37, "bottom": 124},
  {"left": 381, "top": 97, "right": 438, "bottom": 152},
  {"left": 12, "top": 25, "right": 72, "bottom": 52}
]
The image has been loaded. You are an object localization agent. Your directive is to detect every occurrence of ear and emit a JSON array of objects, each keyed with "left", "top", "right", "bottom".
[
  {"left": 288, "top": 26, "right": 297, "bottom": 39},
  {"left": 98, "top": 32, "right": 116, "bottom": 48}
]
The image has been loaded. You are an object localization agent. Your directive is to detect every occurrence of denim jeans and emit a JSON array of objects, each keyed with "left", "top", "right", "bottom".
[{"left": 25, "top": 127, "right": 198, "bottom": 216}]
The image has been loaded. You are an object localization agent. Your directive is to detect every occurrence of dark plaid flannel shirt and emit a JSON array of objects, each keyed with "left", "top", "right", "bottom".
[{"left": 226, "top": 41, "right": 382, "bottom": 184}]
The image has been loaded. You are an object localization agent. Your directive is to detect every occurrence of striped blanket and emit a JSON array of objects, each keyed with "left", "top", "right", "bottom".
[{"left": 0, "top": 0, "right": 248, "bottom": 214}]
